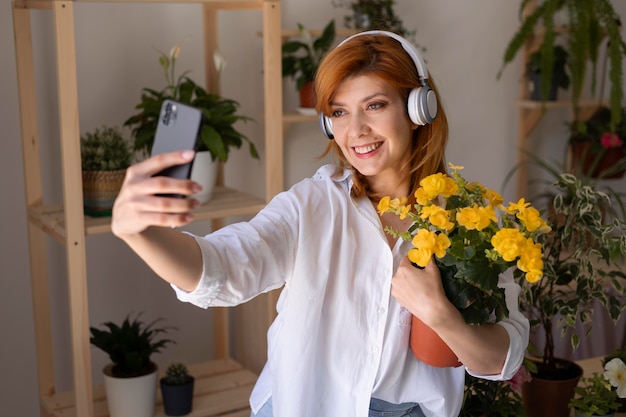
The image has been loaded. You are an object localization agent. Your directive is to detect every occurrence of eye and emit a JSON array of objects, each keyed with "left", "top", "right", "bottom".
[
  {"left": 367, "top": 101, "right": 386, "bottom": 111},
  {"left": 331, "top": 108, "right": 346, "bottom": 118}
]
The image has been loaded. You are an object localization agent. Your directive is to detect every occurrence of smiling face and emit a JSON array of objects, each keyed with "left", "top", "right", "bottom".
[{"left": 329, "top": 74, "right": 418, "bottom": 197}]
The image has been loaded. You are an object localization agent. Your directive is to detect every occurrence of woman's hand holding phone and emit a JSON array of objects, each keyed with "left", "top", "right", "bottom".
[{"left": 111, "top": 150, "right": 203, "bottom": 237}]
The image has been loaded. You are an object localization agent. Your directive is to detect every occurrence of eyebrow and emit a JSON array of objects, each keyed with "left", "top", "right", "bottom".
[{"left": 330, "top": 92, "right": 389, "bottom": 107}]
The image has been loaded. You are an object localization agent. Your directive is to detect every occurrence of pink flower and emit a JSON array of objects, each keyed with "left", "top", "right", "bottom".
[
  {"left": 600, "top": 132, "right": 624, "bottom": 148},
  {"left": 507, "top": 365, "right": 532, "bottom": 393}
]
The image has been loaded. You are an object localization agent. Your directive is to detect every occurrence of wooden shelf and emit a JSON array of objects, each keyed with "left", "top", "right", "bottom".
[
  {"left": 12, "top": 1, "right": 282, "bottom": 416},
  {"left": 41, "top": 358, "right": 257, "bottom": 417},
  {"left": 27, "top": 187, "right": 266, "bottom": 241}
]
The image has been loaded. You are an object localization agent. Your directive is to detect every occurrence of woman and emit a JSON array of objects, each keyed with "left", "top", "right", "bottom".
[{"left": 111, "top": 31, "right": 528, "bottom": 417}]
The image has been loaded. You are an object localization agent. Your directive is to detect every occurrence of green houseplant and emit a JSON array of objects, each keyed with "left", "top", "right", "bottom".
[
  {"left": 499, "top": 0, "right": 626, "bottom": 131},
  {"left": 503, "top": 157, "right": 626, "bottom": 417},
  {"left": 526, "top": 44, "right": 570, "bottom": 101},
  {"left": 80, "top": 125, "right": 134, "bottom": 216},
  {"left": 90, "top": 313, "right": 175, "bottom": 417},
  {"left": 124, "top": 41, "right": 257, "bottom": 162},
  {"left": 332, "top": 0, "right": 418, "bottom": 46},
  {"left": 282, "top": 19, "right": 336, "bottom": 108},
  {"left": 569, "top": 372, "right": 622, "bottom": 417},
  {"left": 160, "top": 362, "right": 194, "bottom": 416}
]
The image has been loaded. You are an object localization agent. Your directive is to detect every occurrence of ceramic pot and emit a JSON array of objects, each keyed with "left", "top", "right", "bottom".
[
  {"left": 522, "top": 358, "right": 583, "bottom": 417},
  {"left": 570, "top": 142, "right": 626, "bottom": 179},
  {"left": 410, "top": 316, "right": 462, "bottom": 368},
  {"left": 161, "top": 377, "right": 195, "bottom": 416},
  {"left": 103, "top": 363, "right": 158, "bottom": 417},
  {"left": 298, "top": 81, "right": 316, "bottom": 109},
  {"left": 190, "top": 151, "right": 219, "bottom": 204}
]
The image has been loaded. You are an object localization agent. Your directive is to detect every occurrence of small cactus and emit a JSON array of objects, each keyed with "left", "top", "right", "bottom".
[{"left": 163, "top": 363, "right": 192, "bottom": 385}]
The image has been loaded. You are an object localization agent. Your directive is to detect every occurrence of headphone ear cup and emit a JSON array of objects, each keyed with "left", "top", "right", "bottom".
[
  {"left": 408, "top": 86, "right": 438, "bottom": 125},
  {"left": 319, "top": 113, "right": 334, "bottom": 139}
]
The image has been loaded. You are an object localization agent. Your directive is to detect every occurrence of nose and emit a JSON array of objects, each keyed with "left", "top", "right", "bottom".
[{"left": 346, "top": 111, "right": 370, "bottom": 139}]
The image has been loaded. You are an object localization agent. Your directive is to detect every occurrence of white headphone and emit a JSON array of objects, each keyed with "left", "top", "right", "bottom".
[{"left": 319, "top": 30, "right": 438, "bottom": 140}]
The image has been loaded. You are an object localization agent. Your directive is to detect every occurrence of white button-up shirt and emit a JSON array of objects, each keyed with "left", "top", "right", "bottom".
[{"left": 173, "top": 165, "right": 529, "bottom": 417}]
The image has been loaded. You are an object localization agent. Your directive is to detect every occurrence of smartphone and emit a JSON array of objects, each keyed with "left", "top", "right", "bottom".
[{"left": 151, "top": 99, "right": 202, "bottom": 180}]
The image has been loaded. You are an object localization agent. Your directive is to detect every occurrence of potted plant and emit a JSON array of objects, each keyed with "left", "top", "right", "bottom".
[
  {"left": 603, "top": 348, "right": 626, "bottom": 412},
  {"left": 80, "top": 125, "right": 134, "bottom": 216},
  {"left": 331, "top": 0, "right": 419, "bottom": 48},
  {"left": 570, "top": 358, "right": 626, "bottom": 417},
  {"left": 90, "top": 313, "right": 176, "bottom": 417},
  {"left": 569, "top": 105, "right": 626, "bottom": 179},
  {"left": 526, "top": 44, "right": 570, "bottom": 101},
  {"left": 498, "top": 0, "right": 626, "bottom": 131},
  {"left": 124, "top": 40, "right": 258, "bottom": 203},
  {"left": 282, "top": 19, "right": 336, "bottom": 110},
  {"left": 378, "top": 163, "right": 549, "bottom": 367},
  {"left": 503, "top": 160, "right": 626, "bottom": 417},
  {"left": 460, "top": 366, "right": 529, "bottom": 417},
  {"left": 160, "top": 362, "right": 195, "bottom": 416}
]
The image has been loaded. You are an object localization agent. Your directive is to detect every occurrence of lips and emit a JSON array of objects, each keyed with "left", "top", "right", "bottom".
[{"left": 354, "top": 142, "right": 382, "bottom": 155}]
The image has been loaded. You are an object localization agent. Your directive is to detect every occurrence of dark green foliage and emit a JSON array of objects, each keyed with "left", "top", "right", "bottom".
[
  {"left": 282, "top": 20, "right": 336, "bottom": 90},
  {"left": 80, "top": 126, "right": 134, "bottom": 171},
  {"left": 89, "top": 313, "right": 176, "bottom": 378},
  {"left": 526, "top": 44, "right": 571, "bottom": 98},
  {"left": 124, "top": 45, "right": 257, "bottom": 162},
  {"left": 569, "top": 373, "right": 621, "bottom": 416},
  {"left": 460, "top": 374, "right": 526, "bottom": 417},
  {"left": 499, "top": 0, "right": 626, "bottom": 132},
  {"left": 332, "top": 0, "right": 420, "bottom": 49},
  {"left": 504, "top": 157, "right": 626, "bottom": 377}
]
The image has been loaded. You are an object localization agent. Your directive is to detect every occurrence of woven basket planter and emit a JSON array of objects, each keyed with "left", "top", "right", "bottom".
[{"left": 82, "top": 169, "right": 126, "bottom": 216}]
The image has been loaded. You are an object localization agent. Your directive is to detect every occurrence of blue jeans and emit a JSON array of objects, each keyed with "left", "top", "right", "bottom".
[{"left": 251, "top": 397, "right": 425, "bottom": 417}]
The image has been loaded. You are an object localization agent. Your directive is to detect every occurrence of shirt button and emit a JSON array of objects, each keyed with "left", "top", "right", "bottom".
[
  {"left": 372, "top": 346, "right": 380, "bottom": 353},
  {"left": 378, "top": 307, "right": 385, "bottom": 315}
]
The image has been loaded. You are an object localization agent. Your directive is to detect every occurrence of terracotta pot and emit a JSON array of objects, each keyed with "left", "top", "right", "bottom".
[
  {"left": 298, "top": 81, "right": 316, "bottom": 109},
  {"left": 410, "top": 316, "right": 462, "bottom": 368},
  {"left": 570, "top": 142, "right": 626, "bottom": 179},
  {"left": 522, "top": 357, "right": 583, "bottom": 417}
]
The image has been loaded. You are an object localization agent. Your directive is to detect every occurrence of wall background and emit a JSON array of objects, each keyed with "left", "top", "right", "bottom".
[{"left": 1, "top": 1, "right": 624, "bottom": 414}]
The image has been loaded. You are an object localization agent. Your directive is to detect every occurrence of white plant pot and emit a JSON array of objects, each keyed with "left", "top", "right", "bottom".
[
  {"left": 103, "top": 364, "right": 158, "bottom": 417},
  {"left": 191, "top": 151, "right": 219, "bottom": 204}
]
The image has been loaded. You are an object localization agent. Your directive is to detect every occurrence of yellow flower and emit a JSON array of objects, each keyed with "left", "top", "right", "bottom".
[
  {"left": 419, "top": 173, "right": 458, "bottom": 199},
  {"left": 517, "top": 240, "right": 544, "bottom": 282},
  {"left": 421, "top": 205, "right": 454, "bottom": 231},
  {"left": 377, "top": 196, "right": 391, "bottom": 214},
  {"left": 448, "top": 162, "right": 464, "bottom": 170},
  {"left": 517, "top": 206, "right": 549, "bottom": 233},
  {"left": 400, "top": 204, "right": 411, "bottom": 220},
  {"left": 483, "top": 188, "right": 504, "bottom": 207},
  {"left": 409, "top": 229, "right": 450, "bottom": 267},
  {"left": 456, "top": 205, "right": 496, "bottom": 231},
  {"left": 491, "top": 228, "right": 526, "bottom": 262},
  {"left": 415, "top": 187, "right": 434, "bottom": 205},
  {"left": 505, "top": 198, "right": 531, "bottom": 215}
]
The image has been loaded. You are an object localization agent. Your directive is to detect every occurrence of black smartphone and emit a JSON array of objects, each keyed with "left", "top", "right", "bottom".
[{"left": 151, "top": 99, "right": 202, "bottom": 180}]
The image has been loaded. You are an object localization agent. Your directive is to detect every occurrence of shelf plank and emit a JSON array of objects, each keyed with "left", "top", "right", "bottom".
[
  {"left": 27, "top": 187, "right": 267, "bottom": 238},
  {"left": 43, "top": 358, "right": 257, "bottom": 417}
]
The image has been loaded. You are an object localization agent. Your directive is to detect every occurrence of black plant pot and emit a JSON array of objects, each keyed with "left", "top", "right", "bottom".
[
  {"left": 160, "top": 377, "right": 194, "bottom": 416},
  {"left": 528, "top": 71, "right": 558, "bottom": 101}
]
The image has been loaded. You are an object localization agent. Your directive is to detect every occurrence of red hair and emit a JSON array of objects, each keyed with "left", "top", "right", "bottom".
[{"left": 315, "top": 34, "right": 449, "bottom": 200}]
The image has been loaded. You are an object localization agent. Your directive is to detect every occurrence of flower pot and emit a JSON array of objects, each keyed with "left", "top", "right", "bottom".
[
  {"left": 528, "top": 71, "right": 558, "bottom": 101},
  {"left": 522, "top": 357, "right": 583, "bottom": 417},
  {"left": 410, "top": 316, "right": 462, "bottom": 368},
  {"left": 103, "top": 363, "right": 158, "bottom": 417},
  {"left": 298, "top": 81, "right": 316, "bottom": 109},
  {"left": 82, "top": 169, "right": 126, "bottom": 216},
  {"left": 161, "top": 377, "right": 195, "bottom": 416},
  {"left": 570, "top": 142, "right": 626, "bottom": 179},
  {"left": 190, "top": 151, "right": 219, "bottom": 204}
]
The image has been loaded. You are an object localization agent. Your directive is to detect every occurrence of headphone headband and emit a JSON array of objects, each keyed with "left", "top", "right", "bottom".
[{"left": 338, "top": 30, "right": 430, "bottom": 83}]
